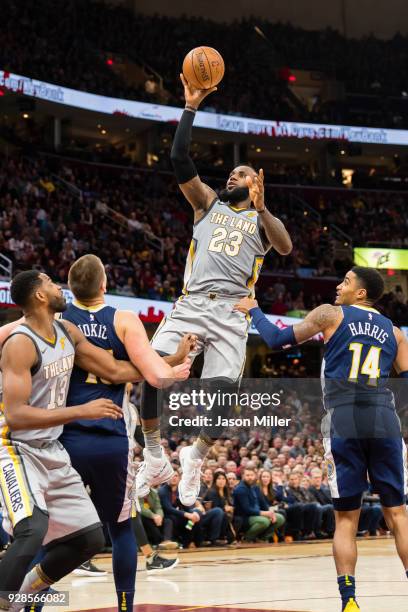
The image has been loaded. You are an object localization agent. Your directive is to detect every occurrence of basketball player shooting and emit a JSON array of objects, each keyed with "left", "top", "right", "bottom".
[
  {"left": 136, "top": 73, "right": 293, "bottom": 506},
  {"left": 235, "top": 267, "right": 408, "bottom": 612}
]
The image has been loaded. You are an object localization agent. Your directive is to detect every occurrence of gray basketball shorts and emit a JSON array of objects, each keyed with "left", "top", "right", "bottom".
[
  {"left": 0, "top": 439, "right": 100, "bottom": 545},
  {"left": 151, "top": 293, "right": 250, "bottom": 380}
]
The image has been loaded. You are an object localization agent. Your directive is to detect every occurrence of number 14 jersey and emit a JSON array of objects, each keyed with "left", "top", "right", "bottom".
[{"left": 183, "top": 199, "right": 270, "bottom": 298}]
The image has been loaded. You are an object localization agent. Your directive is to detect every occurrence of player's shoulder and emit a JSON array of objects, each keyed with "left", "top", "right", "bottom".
[
  {"left": 114, "top": 309, "right": 143, "bottom": 332},
  {"left": 393, "top": 326, "right": 405, "bottom": 345},
  {"left": 1, "top": 332, "right": 38, "bottom": 366},
  {"left": 312, "top": 303, "right": 342, "bottom": 324}
]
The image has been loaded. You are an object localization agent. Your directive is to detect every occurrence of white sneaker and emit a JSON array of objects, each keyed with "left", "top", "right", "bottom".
[
  {"left": 135, "top": 447, "right": 174, "bottom": 497},
  {"left": 178, "top": 445, "right": 203, "bottom": 506}
]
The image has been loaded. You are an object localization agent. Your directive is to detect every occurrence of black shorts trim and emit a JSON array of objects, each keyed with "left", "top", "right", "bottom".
[
  {"left": 44, "top": 521, "right": 102, "bottom": 550},
  {"left": 332, "top": 494, "right": 363, "bottom": 511}
]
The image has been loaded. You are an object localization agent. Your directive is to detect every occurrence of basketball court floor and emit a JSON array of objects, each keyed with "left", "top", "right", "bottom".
[{"left": 47, "top": 538, "right": 406, "bottom": 612}]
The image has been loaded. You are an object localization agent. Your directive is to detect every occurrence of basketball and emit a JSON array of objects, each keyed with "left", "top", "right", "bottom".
[{"left": 182, "top": 46, "right": 225, "bottom": 89}]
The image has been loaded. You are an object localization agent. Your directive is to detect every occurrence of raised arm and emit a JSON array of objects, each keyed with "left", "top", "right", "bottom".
[
  {"left": 234, "top": 298, "right": 342, "bottom": 348},
  {"left": 114, "top": 311, "right": 190, "bottom": 387},
  {"left": 1, "top": 335, "right": 122, "bottom": 431},
  {"left": 170, "top": 75, "right": 217, "bottom": 221},
  {"left": 246, "top": 169, "right": 292, "bottom": 256}
]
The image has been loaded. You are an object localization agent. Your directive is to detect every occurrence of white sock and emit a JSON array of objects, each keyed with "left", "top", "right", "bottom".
[
  {"left": 9, "top": 565, "right": 53, "bottom": 611},
  {"left": 142, "top": 427, "right": 162, "bottom": 459},
  {"left": 190, "top": 435, "right": 213, "bottom": 461}
]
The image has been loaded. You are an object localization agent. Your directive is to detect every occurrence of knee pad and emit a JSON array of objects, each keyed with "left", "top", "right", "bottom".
[{"left": 79, "top": 525, "right": 105, "bottom": 558}]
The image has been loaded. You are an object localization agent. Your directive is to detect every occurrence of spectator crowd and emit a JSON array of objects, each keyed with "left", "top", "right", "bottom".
[
  {"left": 2, "top": 0, "right": 408, "bottom": 128},
  {"left": 133, "top": 431, "right": 389, "bottom": 550},
  {"left": 1, "top": 153, "right": 408, "bottom": 325}
]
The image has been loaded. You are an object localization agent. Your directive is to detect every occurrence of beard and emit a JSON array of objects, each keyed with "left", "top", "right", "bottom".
[
  {"left": 50, "top": 296, "right": 68, "bottom": 313},
  {"left": 218, "top": 185, "right": 250, "bottom": 204}
]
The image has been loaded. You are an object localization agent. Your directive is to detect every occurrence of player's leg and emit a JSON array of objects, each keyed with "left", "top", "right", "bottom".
[
  {"left": 368, "top": 435, "right": 408, "bottom": 577},
  {"left": 138, "top": 296, "right": 205, "bottom": 496},
  {"left": 324, "top": 435, "right": 368, "bottom": 612},
  {"left": 0, "top": 443, "right": 51, "bottom": 606},
  {"left": 179, "top": 299, "right": 248, "bottom": 505},
  {"left": 333, "top": 505, "right": 361, "bottom": 612},
  {"left": 0, "top": 508, "right": 49, "bottom": 604},
  {"left": 62, "top": 432, "right": 138, "bottom": 612},
  {"left": 13, "top": 525, "right": 104, "bottom": 609}
]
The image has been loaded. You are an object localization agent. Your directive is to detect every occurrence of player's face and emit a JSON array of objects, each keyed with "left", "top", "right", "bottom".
[
  {"left": 335, "top": 271, "right": 363, "bottom": 305},
  {"left": 219, "top": 166, "right": 256, "bottom": 204},
  {"left": 38, "top": 273, "right": 67, "bottom": 312}
]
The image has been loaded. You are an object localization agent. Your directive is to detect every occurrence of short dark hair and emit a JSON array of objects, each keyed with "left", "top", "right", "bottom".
[
  {"left": 11, "top": 270, "right": 42, "bottom": 309},
  {"left": 68, "top": 254, "right": 105, "bottom": 301},
  {"left": 351, "top": 266, "right": 385, "bottom": 303}
]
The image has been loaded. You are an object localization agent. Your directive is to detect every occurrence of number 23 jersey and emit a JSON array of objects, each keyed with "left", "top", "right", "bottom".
[{"left": 183, "top": 199, "right": 270, "bottom": 297}]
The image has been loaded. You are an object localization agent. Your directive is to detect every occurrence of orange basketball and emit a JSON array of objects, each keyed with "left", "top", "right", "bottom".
[{"left": 182, "top": 47, "right": 225, "bottom": 90}]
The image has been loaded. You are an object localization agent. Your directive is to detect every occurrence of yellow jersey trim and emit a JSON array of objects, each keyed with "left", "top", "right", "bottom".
[
  {"left": 351, "top": 304, "right": 380, "bottom": 314},
  {"left": 73, "top": 300, "right": 107, "bottom": 312}
]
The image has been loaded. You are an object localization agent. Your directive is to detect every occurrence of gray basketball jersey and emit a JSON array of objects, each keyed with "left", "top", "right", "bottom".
[
  {"left": 0, "top": 321, "right": 75, "bottom": 443},
  {"left": 183, "top": 200, "right": 269, "bottom": 297}
]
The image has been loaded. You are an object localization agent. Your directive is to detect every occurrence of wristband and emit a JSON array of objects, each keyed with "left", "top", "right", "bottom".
[
  {"left": 185, "top": 105, "right": 197, "bottom": 113},
  {"left": 258, "top": 207, "right": 266, "bottom": 214}
]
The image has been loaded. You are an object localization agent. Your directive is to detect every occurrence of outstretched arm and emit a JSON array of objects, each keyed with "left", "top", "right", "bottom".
[
  {"left": 234, "top": 298, "right": 342, "bottom": 348},
  {"left": 114, "top": 311, "right": 190, "bottom": 387},
  {"left": 170, "top": 75, "right": 217, "bottom": 220}
]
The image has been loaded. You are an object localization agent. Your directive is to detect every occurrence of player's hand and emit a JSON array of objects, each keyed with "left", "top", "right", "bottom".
[
  {"left": 175, "top": 333, "right": 198, "bottom": 363},
  {"left": 233, "top": 297, "right": 258, "bottom": 315},
  {"left": 80, "top": 399, "right": 123, "bottom": 420},
  {"left": 246, "top": 169, "right": 265, "bottom": 211},
  {"left": 180, "top": 73, "right": 217, "bottom": 110},
  {"left": 172, "top": 358, "right": 191, "bottom": 381}
]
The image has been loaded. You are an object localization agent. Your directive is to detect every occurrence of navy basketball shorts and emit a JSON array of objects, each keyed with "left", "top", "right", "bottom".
[
  {"left": 323, "top": 434, "right": 408, "bottom": 511},
  {"left": 60, "top": 430, "right": 136, "bottom": 522}
]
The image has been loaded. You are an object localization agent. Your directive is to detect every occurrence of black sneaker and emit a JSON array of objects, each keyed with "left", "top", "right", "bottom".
[
  {"left": 73, "top": 560, "right": 107, "bottom": 576},
  {"left": 146, "top": 553, "right": 179, "bottom": 573}
]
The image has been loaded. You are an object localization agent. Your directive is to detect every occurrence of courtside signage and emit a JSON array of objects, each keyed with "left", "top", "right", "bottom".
[
  {"left": 0, "top": 70, "right": 403, "bottom": 145},
  {"left": 0, "top": 281, "right": 310, "bottom": 337},
  {"left": 354, "top": 247, "right": 408, "bottom": 270}
]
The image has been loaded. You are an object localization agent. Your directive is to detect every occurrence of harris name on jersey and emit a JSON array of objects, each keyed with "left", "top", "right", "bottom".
[{"left": 348, "top": 319, "right": 389, "bottom": 344}]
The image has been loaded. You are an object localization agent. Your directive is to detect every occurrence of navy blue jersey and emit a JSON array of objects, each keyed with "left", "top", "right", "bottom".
[
  {"left": 62, "top": 302, "right": 129, "bottom": 436},
  {"left": 322, "top": 304, "right": 397, "bottom": 413},
  {"left": 324, "top": 305, "right": 397, "bottom": 380}
]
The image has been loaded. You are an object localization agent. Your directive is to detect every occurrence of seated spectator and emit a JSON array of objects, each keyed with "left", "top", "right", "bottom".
[
  {"left": 226, "top": 471, "right": 239, "bottom": 495},
  {"left": 139, "top": 486, "right": 178, "bottom": 550},
  {"left": 159, "top": 471, "right": 225, "bottom": 547},
  {"left": 358, "top": 491, "right": 384, "bottom": 537},
  {"left": 258, "top": 469, "right": 286, "bottom": 541},
  {"left": 204, "top": 470, "right": 238, "bottom": 543},
  {"left": 233, "top": 467, "right": 284, "bottom": 542},
  {"left": 307, "top": 468, "right": 335, "bottom": 536},
  {"left": 274, "top": 472, "right": 321, "bottom": 540},
  {"left": 199, "top": 467, "right": 214, "bottom": 498}
]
